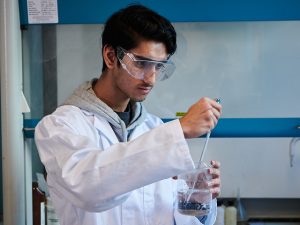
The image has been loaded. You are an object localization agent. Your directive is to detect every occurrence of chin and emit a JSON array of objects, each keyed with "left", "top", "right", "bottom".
[{"left": 130, "top": 96, "right": 147, "bottom": 102}]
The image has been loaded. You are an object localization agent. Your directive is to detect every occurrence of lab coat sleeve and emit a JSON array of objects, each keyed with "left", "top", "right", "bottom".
[{"left": 35, "top": 108, "right": 194, "bottom": 212}]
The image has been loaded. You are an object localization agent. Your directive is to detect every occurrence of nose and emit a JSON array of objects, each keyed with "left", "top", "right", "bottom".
[{"left": 143, "top": 66, "right": 156, "bottom": 85}]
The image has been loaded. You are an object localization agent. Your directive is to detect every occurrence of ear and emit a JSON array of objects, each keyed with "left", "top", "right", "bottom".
[{"left": 103, "top": 45, "right": 116, "bottom": 69}]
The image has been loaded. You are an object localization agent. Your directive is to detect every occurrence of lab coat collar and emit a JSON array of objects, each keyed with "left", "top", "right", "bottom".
[{"left": 63, "top": 79, "right": 147, "bottom": 142}]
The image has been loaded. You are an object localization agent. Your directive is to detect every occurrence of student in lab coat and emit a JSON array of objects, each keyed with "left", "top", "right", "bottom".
[{"left": 35, "top": 4, "right": 222, "bottom": 225}]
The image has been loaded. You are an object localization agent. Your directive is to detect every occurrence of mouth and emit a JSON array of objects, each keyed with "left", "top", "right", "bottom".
[{"left": 138, "top": 86, "right": 152, "bottom": 95}]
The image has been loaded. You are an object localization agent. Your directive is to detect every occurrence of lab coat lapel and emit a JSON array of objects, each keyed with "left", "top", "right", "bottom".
[{"left": 93, "top": 115, "right": 120, "bottom": 145}]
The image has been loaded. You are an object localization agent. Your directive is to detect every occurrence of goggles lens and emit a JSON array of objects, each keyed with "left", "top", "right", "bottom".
[{"left": 116, "top": 47, "right": 175, "bottom": 81}]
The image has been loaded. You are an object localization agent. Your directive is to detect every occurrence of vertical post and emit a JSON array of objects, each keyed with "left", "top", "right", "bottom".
[
  {"left": 25, "top": 139, "right": 33, "bottom": 225},
  {"left": 0, "top": 0, "right": 26, "bottom": 224},
  {"left": 42, "top": 25, "right": 57, "bottom": 116}
]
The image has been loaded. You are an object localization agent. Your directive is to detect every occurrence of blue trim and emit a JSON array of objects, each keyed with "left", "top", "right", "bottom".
[
  {"left": 163, "top": 118, "right": 300, "bottom": 138},
  {"left": 19, "top": 0, "right": 28, "bottom": 25},
  {"left": 24, "top": 118, "right": 300, "bottom": 139},
  {"left": 23, "top": 119, "right": 40, "bottom": 139},
  {"left": 19, "top": 0, "right": 300, "bottom": 25}
]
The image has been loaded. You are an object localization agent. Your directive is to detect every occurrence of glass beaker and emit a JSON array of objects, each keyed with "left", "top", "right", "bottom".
[{"left": 177, "top": 162, "right": 212, "bottom": 216}]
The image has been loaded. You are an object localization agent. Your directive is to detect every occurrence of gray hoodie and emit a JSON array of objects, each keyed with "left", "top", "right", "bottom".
[{"left": 63, "top": 79, "right": 147, "bottom": 142}]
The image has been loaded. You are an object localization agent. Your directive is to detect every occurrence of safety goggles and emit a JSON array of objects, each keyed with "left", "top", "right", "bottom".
[{"left": 116, "top": 47, "right": 175, "bottom": 81}]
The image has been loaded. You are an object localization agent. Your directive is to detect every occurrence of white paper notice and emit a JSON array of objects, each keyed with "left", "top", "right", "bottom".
[{"left": 27, "top": 0, "right": 58, "bottom": 24}]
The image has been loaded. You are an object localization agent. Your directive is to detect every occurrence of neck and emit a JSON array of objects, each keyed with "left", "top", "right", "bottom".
[{"left": 93, "top": 72, "right": 130, "bottom": 112}]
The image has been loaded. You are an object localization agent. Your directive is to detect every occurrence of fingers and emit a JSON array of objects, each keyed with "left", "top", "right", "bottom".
[
  {"left": 208, "top": 177, "right": 221, "bottom": 187},
  {"left": 208, "top": 160, "right": 221, "bottom": 198},
  {"left": 211, "top": 186, "right": 221, "bottom": 199},
  {"left": 209, "top": 161, "right": 221, "bottom": 177},
  {"left": 210, "top": 160, "right": 221, "bottom": 169},
  {"left": 206, "top": 99, "right": 222, "bottom": 129},
  {"left": 179, "top": 97, "right": 222, "bottom": 138},
  {"left": 211, "top": 107, "right": 221, "bottom": 126},
  {"left": 208, "top": 176, "right": 221, "bottom": 199},
  {"left": 210, "top": 98, "right": 222, "bottom": 111},
  {"left": 196, "top": 97, "right": 222, "bottom": 131}
]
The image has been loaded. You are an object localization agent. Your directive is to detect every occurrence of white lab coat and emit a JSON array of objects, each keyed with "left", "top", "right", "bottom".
[{"left": 35, "top": 105, "right": 217, "bottom": 225}]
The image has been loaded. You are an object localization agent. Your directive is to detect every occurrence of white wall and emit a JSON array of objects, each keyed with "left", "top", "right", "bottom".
[
  {"left": 56, "top": 21, "right": 300, "bottom": 198},
  {"left": 57, "top": 25, "right": 103, "bottom": 103}
]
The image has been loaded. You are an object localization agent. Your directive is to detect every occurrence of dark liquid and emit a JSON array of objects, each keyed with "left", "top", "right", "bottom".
[{"left": 177, "top": 200, "right": 210, "bottom": 216}]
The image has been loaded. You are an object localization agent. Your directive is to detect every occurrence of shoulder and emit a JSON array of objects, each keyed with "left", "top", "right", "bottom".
[
  {"left": 36, "top": 105, "right": 92, "bottom": 133},
  {"left": 46, "top": 105, "right": 86, "bottom": 122}
]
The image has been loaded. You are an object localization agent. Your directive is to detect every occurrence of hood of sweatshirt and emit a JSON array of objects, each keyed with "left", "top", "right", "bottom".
[{"left": 63, "top": 79, "right": 147, "bottom": 142}]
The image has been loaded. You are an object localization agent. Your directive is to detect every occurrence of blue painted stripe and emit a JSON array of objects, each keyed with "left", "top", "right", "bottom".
[
  {"left": 24, "top": 118, "right": 300, "bottom": 138},
  {"left": 19, "top": 0, "right": 300, "bottom": 25},
  {"left": 164, "top": 118, "right": 300, "bottom": 138},
  {"left": 18, "top": 0, "right": 28, "bottom": 25},
  {"left": 23, "top": 119, "right": 40, "bottom": 138}
]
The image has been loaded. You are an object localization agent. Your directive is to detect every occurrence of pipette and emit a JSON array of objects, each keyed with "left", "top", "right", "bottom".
[
  {"left": 185, "top": 98, "right": 220, "bottom": 203},
  {"left": 197, "top": 98, "right": 220, "bottom": 168},
  {"left": 197, "top": 132, "right": 211, "bottom": 168}
]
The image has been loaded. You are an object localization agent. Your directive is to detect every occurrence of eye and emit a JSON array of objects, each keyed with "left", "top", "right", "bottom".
[
  {"left": 155, "top": 63, "right": 164, "bottom": 70},
  {"left": 134, "top": 60, "right": 147, "bottom": 68}
]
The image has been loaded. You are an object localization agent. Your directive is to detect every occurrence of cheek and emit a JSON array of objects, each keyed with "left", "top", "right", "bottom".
[{"left": 117, "top": 73, "right": 135, "bottom": 92}]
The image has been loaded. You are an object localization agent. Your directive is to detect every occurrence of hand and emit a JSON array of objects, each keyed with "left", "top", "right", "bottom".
[
  {"left": 179, "top": 97, "right": 222, "bottom": 139},
  {"left": 208, "top": 160, "right": 221, "bottom": 199}
]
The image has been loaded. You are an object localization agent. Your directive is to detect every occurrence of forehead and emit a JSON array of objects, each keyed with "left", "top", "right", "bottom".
[{"left": 130, "top": 41, "right": 168, "bottom": 61}]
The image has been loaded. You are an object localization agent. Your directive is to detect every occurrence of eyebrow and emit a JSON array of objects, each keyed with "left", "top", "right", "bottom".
[{"left": 130, "top": 52, "right": 169, "bottom": 63}]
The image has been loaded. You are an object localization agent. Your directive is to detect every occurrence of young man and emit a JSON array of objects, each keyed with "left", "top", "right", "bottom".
[{"left": 35, "top": 4, "right": 222, "bottom": 225}]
